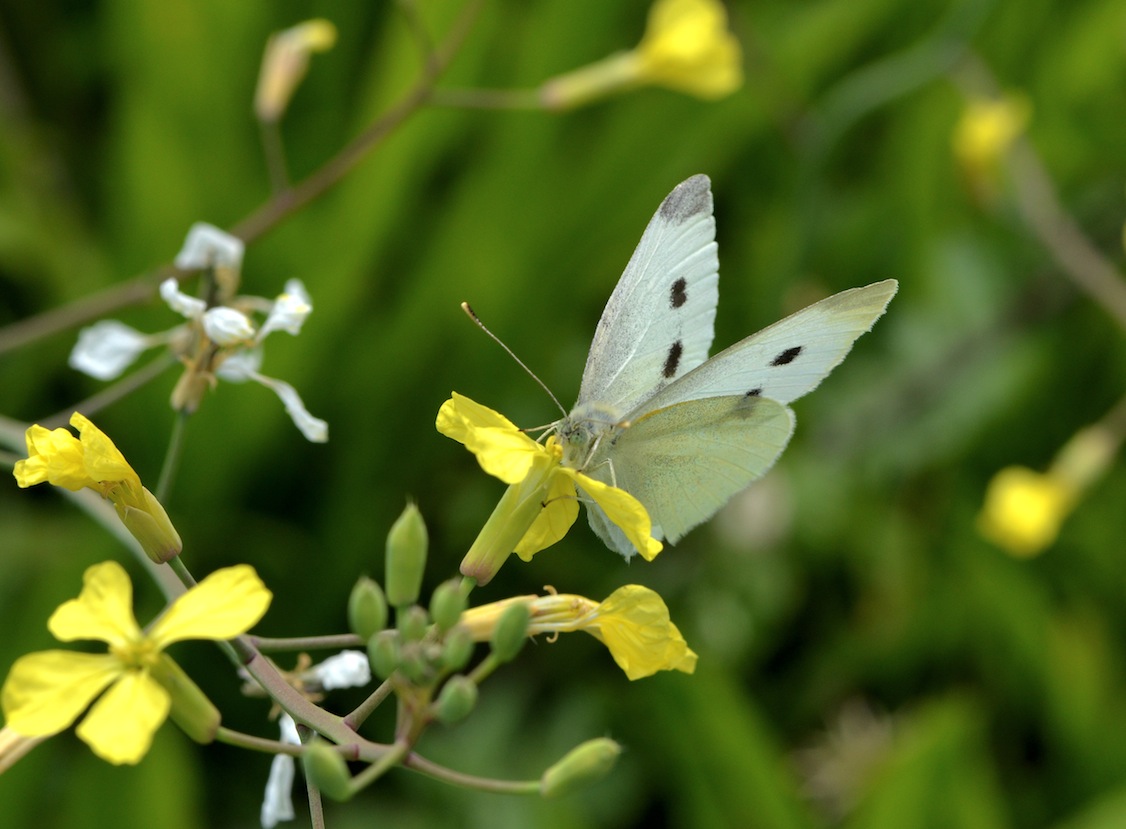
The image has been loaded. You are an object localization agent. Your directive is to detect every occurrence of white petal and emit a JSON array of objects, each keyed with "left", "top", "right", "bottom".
[
  {"left": 175, "top": 222, "right": 245, "bottom": 271},
  {"left": 203, "top": 307, "right": 256, "bottom": 346},
  {"left": 312, "top": 651, "right": 371, "bottom": 691},
  {"left": 253, "top": 373, "right": 329, "bottom": 443},
  {"left": 69, "top": 321, "right": 151, "bottom": 380},
  {"left": 160, "top": 278, "right": 206, "bottom": 320},
  {"left": 260, "top": 714, "right": 299, "bottom": 828},
  {"left": 257, "top": 281, "right": 313, "bottom": 342},
  {"left": 216, "top": 349, "right": 263, "bottom": 382}
]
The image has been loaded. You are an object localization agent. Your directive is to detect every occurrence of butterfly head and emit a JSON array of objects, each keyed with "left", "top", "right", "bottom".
[{"left": 556, "top": 402, "right": 628, "bottom": 472}]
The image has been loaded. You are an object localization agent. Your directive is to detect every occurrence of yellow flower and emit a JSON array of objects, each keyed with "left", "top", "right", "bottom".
[
  {"left": 462, "top": 585, "right": 697, "bottom": 680},
  {"left": 255, "top": 19, "right": 338, "bottom": 122},
  {"left": 977, "top": 422, "right": 1120, "bottom": 557},
  {"left": 438, "top": 394, "right": 661, "bottom": 585},
  {"left": 977, "top": 466, "right": 1075, "bottom": 557},
  {"left": 13, "top": 413, "right": 182, "bottom": 563},
  {"left": 1, "top": 561, "right": 271, "bottom": 765},
  {"left": 952, "top": 93, "right": 1030, "bottom": 200},
  {"left": 540, "top": 0, "right": 742, "bottom": 110}
]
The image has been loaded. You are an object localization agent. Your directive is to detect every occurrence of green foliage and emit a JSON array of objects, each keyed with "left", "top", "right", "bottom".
[{"left": 2, "top": 1, "right": 1126, "bottom": 828}]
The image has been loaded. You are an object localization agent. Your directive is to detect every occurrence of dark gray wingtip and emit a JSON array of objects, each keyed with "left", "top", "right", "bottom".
[{"left": 658, "top": 174, "right": 712, "bottom": 222}]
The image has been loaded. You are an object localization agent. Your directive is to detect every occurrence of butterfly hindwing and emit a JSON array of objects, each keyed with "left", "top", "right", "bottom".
[
  {"left": 584, "top": 394, "right": 795, "bottom": 553},
  {"left": 576, "top": 174, "right": 720, "bottom": 416}
]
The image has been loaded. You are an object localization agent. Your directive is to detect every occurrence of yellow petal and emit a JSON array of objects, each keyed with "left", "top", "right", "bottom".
[
  {"left": 587, "top": 585, "right": 697, "bottom": 680},
  {"left": 637, "top": 0, "right": 743, "bottom": 98},
  {"left": 70, "top": 412, "right": 141, "bottom": 489},
  {"left": 48, "top": 561, "right": 143, "bottom": 647},
  {"left": 437, "top": 394, "right": 545, "bottom": 484},
  {"left": 148, "top": 565, "right": 271, "bottom": 647},
  {"left": 570, "top": 472, "right": 663, "bottom": 561},
  {"left": 2, "top": 651, "right": 123, "bottom": 737},
  {"left": 13, "top": 424, "right": 90, "bottom": 490},
  {"left": 977, "top": 466, "right": 1074, "bottom": 557},
  {"left": 76, "top": 670, "right": 170, "bottom": 765},
  {"left": 514, "top": 467, "right": 581, "bottom": 560}
]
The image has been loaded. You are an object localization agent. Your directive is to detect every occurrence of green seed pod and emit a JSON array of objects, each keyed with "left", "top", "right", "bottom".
[
  {"left": 540, "top": 738, "right": 622, "bottom": 798},
  {"left": 302, "top": 741, "right": 353, "bottom": 801},
  {"left": 434, "top": 675, "right": 478, "bottom": 724},
  {"left": 347, "top": 576, "right": 388, "bottom": 640},
  {"left": 490, "top": 602, "right": 531, "bottom": 663},
  {"left": 384, "top": 503, "right": 428, "bottom": 607},
  {"left": 429, "top": 579, "right": 467, "bottom": 632},
  {"left": 367, "top": 629, "right": 400, "bottom": 680},
  {"left": 441, "top": 625, "right": 475, "bottom": 673},
  {"left": 397, "top": 605, "right": 430, "bottom": 643},
  {"left": 398, "top": 643, "right": 434, "bottom": 685},
  {"left": 150, "top": 655, "right": 220, "bottom": 744}
]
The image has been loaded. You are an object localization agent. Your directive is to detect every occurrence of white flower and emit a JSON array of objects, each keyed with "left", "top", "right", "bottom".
[
  {"left": 69, "top": 321, "right": 154, "bottom": 380},
  {"left": 202, "top": 307, "right": 255, "bottom": 346},
  {"left": 310, "top": 650, "right": 371, "bottom": 691},
  {"left": 175, "top": 222, "right": 245, "bottom": 272},
  {"left": 257, "top": 280, "right": 313, "bottom": 342},
  {"left": 260, "top": 714, "right": 300, "bottom": 829},
  {"left": 160, "top": 278, "right": 207, "bottom": 319},
  {"left": 218, "top": 349, "right": 328, "bottom": 443}
]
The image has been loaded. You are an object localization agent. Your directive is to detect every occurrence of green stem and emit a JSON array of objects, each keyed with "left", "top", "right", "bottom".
[
  {"left": 347, "top": 740, "right": 410, "bottom": 794},
  {"left": 307, "top": 777, "right": 325, "bottom": 829},
  {"left": 427, "top": 87, "right": 545, "bottom": 110},
  {"left": 155, "top": 409, "right": 190, "bottom": 503},
  {"left": 343, "top": 679, "right": 395, "bottom": 730},
  {"left": 249, "top": 633, "right": 365, "bottom": 652},
  {"left": 258, "top": 119, "right": 291, "bottom": 194},
  {"left": 403, "top": 752, "right": 540, "bottom": 795},
  {"left": 215, "top": 726, "right": 301, "bottom": 756}
]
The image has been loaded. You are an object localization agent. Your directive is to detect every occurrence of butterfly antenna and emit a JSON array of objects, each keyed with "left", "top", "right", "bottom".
[{"left": 461, "top": 302, "right": 567, "bottom": 416}]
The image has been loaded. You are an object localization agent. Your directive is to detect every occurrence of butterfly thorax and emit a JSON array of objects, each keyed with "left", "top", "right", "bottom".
[{"left": 557, "top": 402, "right": 628, "bottom": 472}]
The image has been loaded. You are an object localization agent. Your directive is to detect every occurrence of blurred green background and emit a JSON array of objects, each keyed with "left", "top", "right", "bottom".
[{"left": 2, "top": 1, "right": 1126, "bottom": 827}]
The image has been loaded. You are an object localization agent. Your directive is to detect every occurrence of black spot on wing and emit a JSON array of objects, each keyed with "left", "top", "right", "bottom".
[
  {"left": 662, "top": 340, "right": 683, "bottom": 378},
  {"left": 770, "top": 346, "right": 802, "bottom": 366},
  {"left": 745, "top": 388, "right": 762, "bottom": 397},
  {"left": 669, "top": 278, "right": 687, "bottom": 308},
  {"left": 658, "top": 175, "right": 712, "bottom": 222}
]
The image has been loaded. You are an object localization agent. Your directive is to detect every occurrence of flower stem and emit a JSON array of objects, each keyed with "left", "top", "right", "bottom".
[
  {"left": 249, "top": 633, "right": 364, "bottom": 652},
  {"left": 215, "top": 726, "right": 301, "bottom": 756},
  {"left": 404, "top": 752, "right": 540, "bottom": 794},
  {"left": 343, "top": 679, "right": 395, "bottom": 730},
  {"left": 155, "top": 409, "right": 190, "bottom": 503}
]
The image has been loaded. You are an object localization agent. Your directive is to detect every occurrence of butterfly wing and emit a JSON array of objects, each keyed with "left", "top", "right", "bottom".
[
  {"left": 582, "top": 394, "right": 795, "bottom": 557},
  {"left": 630, "top": 280, "right": 898, "bottom": 413},
  {"left": 575, "top": 175, "right": 720, "bottom": 416}
]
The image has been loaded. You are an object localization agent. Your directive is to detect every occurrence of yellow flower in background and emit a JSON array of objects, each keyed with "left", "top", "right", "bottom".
[
  {"left": 978, "top": 423, "right": 1121, "bottom": 557},
  {"left": 13, "top": 413, "right": 182, "bottom": 563},
  {"left": 540, "top": 0, "right": 742, "bottom": 110},
  {"left": 1, "top": 561, "right": 271, "bottom": 765},
  {"left": 438, "top": 394, "right": 661, "bottom": 585},
  {"left": 977, "top": 466, "right": 1075, "bottom": 557},
  {"left": 462, "top": 585, "right": 697, "bottom": 680},
  {"left": 953, "top": 93, "right": 1031, "bottom": 200},
  {"left": 255, "top": 19, "right": 338, "bottom": 122}
]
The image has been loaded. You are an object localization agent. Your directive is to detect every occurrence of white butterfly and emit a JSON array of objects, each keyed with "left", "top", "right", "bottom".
[{"left": 556, "top": 174, "right": 897, "bottom": 558}]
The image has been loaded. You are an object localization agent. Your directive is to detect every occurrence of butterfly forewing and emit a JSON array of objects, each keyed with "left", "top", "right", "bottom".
[
  {"left": 576, "top": 174, "right": 720, "bottom": 415},
  {"left": 589, "top": 394, "right": 795, "bottom": 548},
  {"left": 634, "top": 280, "right": 898, "bottom": 414}
]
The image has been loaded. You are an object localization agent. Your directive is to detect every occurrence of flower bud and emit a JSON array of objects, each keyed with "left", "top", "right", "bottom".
[
  {"left": 429, "top": 579, "right": 466, "bottom": 632},
  {"left": 347, "top": 577, "right": 388, "bottom": 640},
  {"left": 540, "top": 738, "right": 622, "bottom": 797},
  {"left": 434, "top": 675, "right": 478, "bottom": 724},
  {"left": 151, "top": 656, "right": 220, "bottom": 744},
  {"left": 397, "top": 643, "right": 434, "bottom": 686},
  {"left": 441, "top": 626, "right": 475, "bottom": 673},
  {"left": 490, "top": 602, "right": 530, "bottom": 663},
  {"left": 301, "top": 740, "right": 353, "bottom": 801},
  {"left": 367, "top": 630, "right": 400, "bottom": 680},
  {"left": 119, "top": 487, "right": 182, "bottom": 564},
  {"left": 385, "top": 503, "right": 428, "bottom": 607},
  {"left": 397, "top": 606, "right": 429, "bottom": 643}
]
